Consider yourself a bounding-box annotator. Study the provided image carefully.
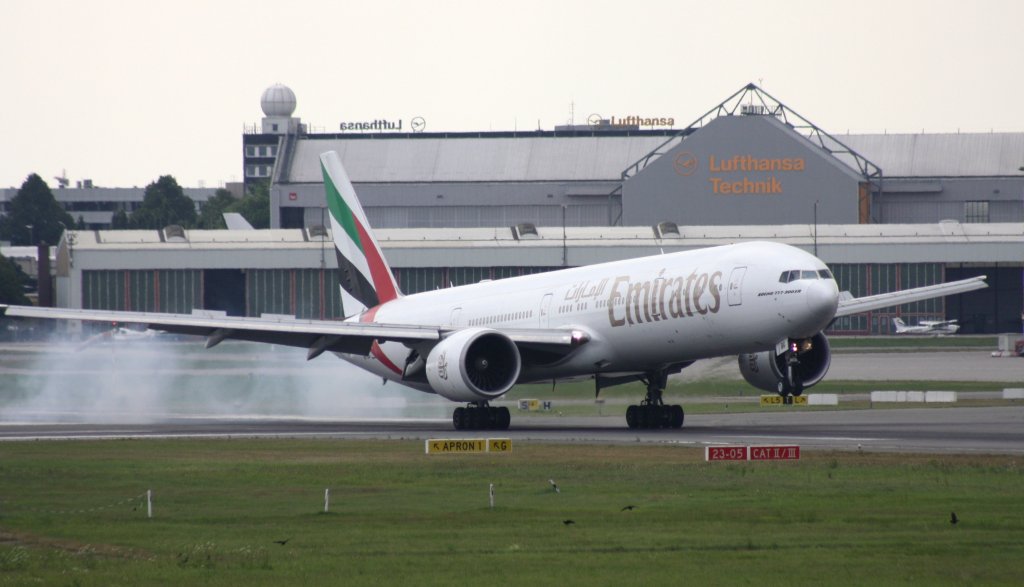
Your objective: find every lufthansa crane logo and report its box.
[673,151,698,177]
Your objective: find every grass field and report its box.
[1,440,1022,586]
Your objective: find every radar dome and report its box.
[261,84,296,117]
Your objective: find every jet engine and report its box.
[425,328,522,402]
[737,332,831,395]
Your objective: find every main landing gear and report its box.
[452,402,511,431]
[626,371,684,429]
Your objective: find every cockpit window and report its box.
[780,269,827,283]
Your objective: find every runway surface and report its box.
[1,342,1021,454]
[2,405,1023,455]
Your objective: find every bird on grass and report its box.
[549,479,560,493]
[950,512,958,525]
[621,505,636,512]
[273,538,291,546]
[562,519,575,526]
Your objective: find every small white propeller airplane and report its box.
[1,152,988,430]
[892,317,960,335]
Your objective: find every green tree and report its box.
[0,174,75,245]
[197,188,239,229]
[111,209,130,229]
[129,175,197,229]
[0,252,30,305]
[228,181,270,229]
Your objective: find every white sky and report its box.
[1,0,1021,188]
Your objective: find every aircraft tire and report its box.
[626,405,638,429]
[453,407,466,430]
[638,407,651,429]
[496,407,511,430]
[670,405,684,429]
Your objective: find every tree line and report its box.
[0,173,270,304]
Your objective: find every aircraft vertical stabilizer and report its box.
[320,151,401,317]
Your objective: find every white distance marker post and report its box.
[489,483,495,509]
[147,489,153,519]
[324,488,330,513]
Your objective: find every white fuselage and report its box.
[340,241,839,393]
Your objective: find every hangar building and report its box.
[247,84,1024,230]
[25,83,1024,336]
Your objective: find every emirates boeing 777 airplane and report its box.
[1,152,988,430]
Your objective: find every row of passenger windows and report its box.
[469,310,533,326]
[779,269,834,283]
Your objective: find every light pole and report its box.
[25,224,34,246]
[561,205,567,267]
[812,201,818,257]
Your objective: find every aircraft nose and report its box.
[805,279,839,325]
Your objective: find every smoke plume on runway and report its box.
[0,333,449,424]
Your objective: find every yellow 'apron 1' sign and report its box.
[425,438,513,454]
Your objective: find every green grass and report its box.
[0,440,1022,586]
[827,336,998,350]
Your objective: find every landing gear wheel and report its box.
[637,407,650,429]
[626,405,638,429]
[495,407,511,430]
[451,404,511,431]
[670,405,684,429]
[624,370,686,430]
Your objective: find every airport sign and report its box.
[705,445,801,461]
[705,446,748,461]
[760,395,808,406]
[425,438,512,454]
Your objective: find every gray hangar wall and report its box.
[621,116,866,226]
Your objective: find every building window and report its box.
[245,145,256,157]
[964,200,989,223]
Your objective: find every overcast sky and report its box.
[2,0,1021,189]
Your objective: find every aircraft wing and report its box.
[0,305,586,358]
[834,276,987,318]
[0,304,442,356]
[920,319,957,327]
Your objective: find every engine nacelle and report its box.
[737,332,831,394]
[425,328,522,402]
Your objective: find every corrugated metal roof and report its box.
[287,136,671,183]
[842,132,1024,177]
[286,131,1024,184]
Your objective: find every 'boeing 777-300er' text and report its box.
[1,152,988,430]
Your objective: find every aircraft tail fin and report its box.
[320,151,401,318]
[223,212,255,231]
[892,317,907,333]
